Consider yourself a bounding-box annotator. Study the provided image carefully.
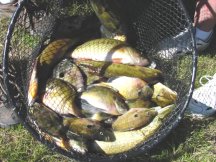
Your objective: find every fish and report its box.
[99,76,154,100]
[27,38,79,106]
[52,136,88,154]
[77,63,104,85]
[90,0,127,41]
[42,78,82,117]
[28,103,65,137]
[70,38,150,66]
[92,104,175,155]
[81,110,113,122]
[52,58,85,92]
[80,85,128,116]
[127,98,154,109]
[152,82,178,107]
[112,108,158,131]
[63,118,114,141]
[75,60,163,84]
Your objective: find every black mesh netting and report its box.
[1,0,198,161]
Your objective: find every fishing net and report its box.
[1,0,197,161]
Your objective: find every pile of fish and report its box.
[26,0,178,156]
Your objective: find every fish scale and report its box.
[71,38,150,66]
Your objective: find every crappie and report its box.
[112,108,158,131]
[63,118,114,141]
[28,103,64,137]
[92,104,175,155]
[75,60,163,84]
[27,38,78,106]
[101,76,153,100]
[152,82,178,107]
[52,59,84,92]
[80,85,128,115]
[127,98,154,109]
[42,79,82,117]
[71,38,150,66]
[90,0,127,41]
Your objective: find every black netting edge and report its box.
[2,0,198,162]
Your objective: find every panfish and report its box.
[28,103,64,137]
[42,78,82,117]
[101,76,153,100]
[52,58,84,92]
[75,60,163,84]
[152,82,178,107]
[71,38,150,66]
[112,108,158,131]
[63,118,114,141]
[80,85,128,115]
[27,38,79,106]
[92,104,175,155]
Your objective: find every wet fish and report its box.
[80,85,128,115]
[27,38,79,106]
[63,118,114,141]
[28,103,65,137]
[127,98,155,109]
[100,76,153,100]
[75,60,163,84]
[42,78,82,117]
[112,108,158,131]
[52,58,84,92]
[71,38,150,66]
[92,104,175,155]
[78,64,104,85]
[52,136,88,154]
[152,82,178,107]
[90,0,127,41]
[82,110,113,122]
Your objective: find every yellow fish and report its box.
[112,108,158,131]
[27,38,78,106]
[42,79,82,117]
[152,82,178,107]
[71,38,150,66]
[92,104,175,155]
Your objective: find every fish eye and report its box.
[99,132,104,135]
[59,72,65,78]
[134,114,139,118]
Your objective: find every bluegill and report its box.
[75,60,163,84]
[52,59,84,92]
[28,103,64,137]
[152,82,178,107]
[90,0,127,41]
[27,38,79,106]
[42,79,82,117]
[92,104,175,155]
[71,38,150,66]
[63,118,114,141]
[80,85,128,115]
[112,108,158,131]
[100,76,153,100]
